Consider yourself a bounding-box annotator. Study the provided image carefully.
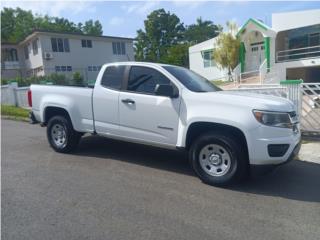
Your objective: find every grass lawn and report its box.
[1,105,29,121]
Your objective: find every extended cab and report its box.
[29,62,301,186]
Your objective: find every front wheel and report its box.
[47,115,81,153]
[189,132,248,186]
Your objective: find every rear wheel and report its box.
[189,132,248,186]
[47,115,81,153]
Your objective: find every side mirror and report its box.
[154,84,178,98]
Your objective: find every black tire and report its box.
[47,115,81,153]
[189,132,248,186]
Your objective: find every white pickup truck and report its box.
[29,62,301,186]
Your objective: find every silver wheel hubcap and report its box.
[51,123,67,148]
[199,144,231,177]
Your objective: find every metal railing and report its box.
[276,45,320,62]
[259,59,267,84]
[238,69,260,85]
[1,61,20,69]
[300,83,320,133]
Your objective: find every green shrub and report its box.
[73,72,84,86]
[1,73,82,87]
[49,73,68,85]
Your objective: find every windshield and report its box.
[163,65,222,92]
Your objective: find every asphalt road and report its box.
[2,119,320,240]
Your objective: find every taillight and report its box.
[27,90,32,107]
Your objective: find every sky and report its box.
[1,1,320,38]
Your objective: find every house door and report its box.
[248,43,265,71]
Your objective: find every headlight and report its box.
[253,110,293,128]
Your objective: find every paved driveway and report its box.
[2,119,320,240]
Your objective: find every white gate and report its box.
[300,83,320,134]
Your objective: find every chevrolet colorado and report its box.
[29,62,301,186]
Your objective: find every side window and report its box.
[101,65,125,90]
[128,66,171,94]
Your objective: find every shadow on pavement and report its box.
[77,135,320,203]
[233,160,320,203]
[76,135,192,176]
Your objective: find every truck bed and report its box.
[31,84,95,133]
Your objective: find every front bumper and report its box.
[247,124,301,165]
[250,140,301,175]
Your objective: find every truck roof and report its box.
[103,61,176,68]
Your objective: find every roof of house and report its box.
[237,18,272,36]
[2,29,135,46]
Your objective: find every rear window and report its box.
[101,66,125,90]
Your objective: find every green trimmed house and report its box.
[189,9,320,83]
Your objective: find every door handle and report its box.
[121,98,135,105]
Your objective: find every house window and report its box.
[202,50,214,68]
[88,66,101,71]
[24,45,29,59]
[51,38,70,52]
[32,39,38,55]
[81,39,92,48]
[57,38,63,52]
[112,42,126,55]
[64,39,70,52]
[2,48,18,62]
[55,65,72,72]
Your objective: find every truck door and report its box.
[118,66,180,146]
[92,65,125,136]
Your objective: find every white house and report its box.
[189,9,320,83]
[1,30,134,82]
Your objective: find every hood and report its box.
[190,90,295,112]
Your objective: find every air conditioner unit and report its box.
[44,52,53,60]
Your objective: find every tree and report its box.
[161,44,190,67]
[184,17,222,45]
[213,22,240,81]
[135,9,185,62]
[1,8,34,43]
[82,20,103,36]
[1,7,103,43]
[134,9,222,67]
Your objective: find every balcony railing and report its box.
[1,61,21,70]
[276,45,320,62]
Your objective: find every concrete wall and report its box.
[39,33,134,71]
[272,9,320,31]
[189,38,227,80]
[275,57,320,80]
[23,36,44,71]
[1,83,29,108]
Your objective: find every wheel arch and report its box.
[43,106,73,127]
[185,122,249,159]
